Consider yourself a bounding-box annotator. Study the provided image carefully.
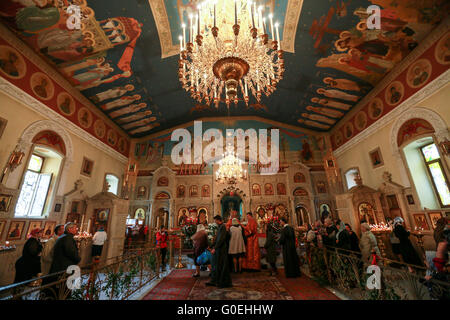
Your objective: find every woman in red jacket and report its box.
[156,225,168,271]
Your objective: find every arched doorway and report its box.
[295,205,310,227]
[221,194,243,222]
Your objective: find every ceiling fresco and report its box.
[0,0,447,138]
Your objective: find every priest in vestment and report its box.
[279,217,301,278]
[242,212,261,271]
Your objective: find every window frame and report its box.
[420,142,450,208]
[28,154,45,173]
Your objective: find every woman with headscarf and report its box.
[14,228,43,284]
[359,223,380,265]
[191,223,209,277]
[393,217,422,271]
[335,220,351,251]
[228,218,246,273]
[264,224,278,276]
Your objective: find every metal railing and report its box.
[0,248,161,300]
[304,244,450,300]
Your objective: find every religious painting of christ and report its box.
[252,184,261,196]
[264,183,274,195]
[277,183,286,195]
[177,185,185,198]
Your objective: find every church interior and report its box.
[0,0,449,302]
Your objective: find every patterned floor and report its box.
[142,269,339,300]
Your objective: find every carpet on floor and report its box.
[142,269,339,300]
[142,269,196,300]
[276,269,339,300]
[187,271,293,300]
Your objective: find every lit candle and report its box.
[179,35,183,52]
[189,14,193,43]
[253,2,257,29]
[262,17,266,34]
[182,23,186,48]
[5,241,9,246]
[87,219,91,233]
[258,6,263,30]
[275,22,280,49]
[234,0,237,25]
[214,2,216,28]
[197,7,200,36]
[244,80,248,96]
[250,1,255,28]
[269,13,274,39]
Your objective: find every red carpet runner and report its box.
[142,269,339,300]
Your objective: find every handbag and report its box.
[196,249,212,265]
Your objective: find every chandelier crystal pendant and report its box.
[178,0,285,108]
[215,150,248,184]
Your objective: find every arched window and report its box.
[396,117,450,209]
[15,136,65,217]
[344,168,360,190]
[105,174,119,195]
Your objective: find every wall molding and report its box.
[390,107,449,158]
[332,68,450,158]
[0,77,128,164]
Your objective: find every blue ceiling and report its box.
[0,0,447,137]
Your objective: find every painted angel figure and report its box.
[109,103,147,118]
[323,77,361,91]
[317,88,359,102]
[101,94,141,110]
[311,97,351,110]
[122,117,157,130]
[116,110,153,124]
[297,118,331,130]
[306,105,344,118]
[301,113,336,125]
[90,84,135,103]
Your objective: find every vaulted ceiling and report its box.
[0,0,447,138]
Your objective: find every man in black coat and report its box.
[206,215,232,288]
[279,217,301,278]
[41,222,80,299]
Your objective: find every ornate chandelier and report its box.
[178,0,284,108]
[215,150,247,184]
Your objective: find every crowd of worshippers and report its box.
[12,223,107,298]
[155,212,302,289]
[304,215,449,284]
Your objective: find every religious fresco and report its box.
[330,29,449,150]
[0,0,447,138]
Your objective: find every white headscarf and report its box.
[393,217,404,227]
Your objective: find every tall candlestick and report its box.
[179,36,183,52]
[262,17,266,34]
[269,13,274,39]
